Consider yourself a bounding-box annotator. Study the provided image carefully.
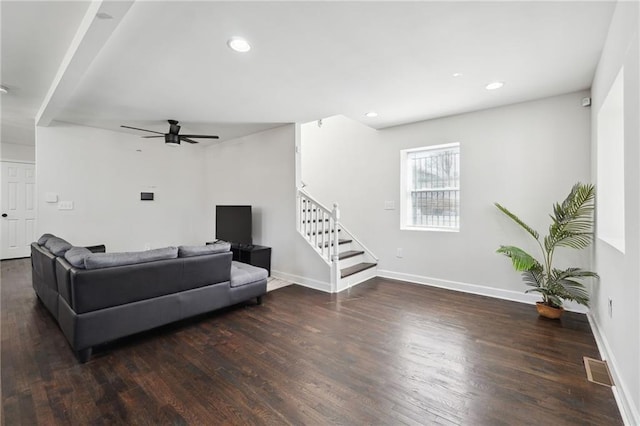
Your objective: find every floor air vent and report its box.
[583,357,614,387]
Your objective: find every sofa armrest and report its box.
[85,244,106,253]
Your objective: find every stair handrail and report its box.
[338,223,379,262]
[298,188,333,215]
[297,189,340,264]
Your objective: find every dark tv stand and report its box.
[232,244,271,276]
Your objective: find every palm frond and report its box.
[552,267,599,280]
[557,279,590,305]
[545,232,593,250]
[496,246,540,271]
[495,203,539,241]
[546,183,595,252]
[547,295,563,308]
[521,267,544,289]
[547,268,595,307]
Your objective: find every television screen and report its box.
[215,205,252,246]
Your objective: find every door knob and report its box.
[1,214,7,218]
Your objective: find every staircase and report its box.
[297,189,378,292]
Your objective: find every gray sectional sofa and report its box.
[31,235,267,363]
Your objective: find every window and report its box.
[401,143,460,231]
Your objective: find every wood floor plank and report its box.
[1,258,622,425]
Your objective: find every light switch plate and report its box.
[58,201,74,210]
[45,192,58,203]
[384,201,396,210]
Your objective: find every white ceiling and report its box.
[1,1,90,145]
[2,1,616,146]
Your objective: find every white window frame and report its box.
[400,142,460,232]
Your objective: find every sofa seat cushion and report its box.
[65,247,92,269]
[178,241,230,258]
[230,261,268,288]
[44,236,73,256]
[84,247,178,270]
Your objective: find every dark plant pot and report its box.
[536,302,564,319]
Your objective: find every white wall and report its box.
[0,142,35,162]
[590,1,640,423]
[203,124,329,288]
[302,91,592,305]
[36,122,207,251]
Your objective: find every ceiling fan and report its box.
[120,119,219,146]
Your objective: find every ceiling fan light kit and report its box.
[165,134,181,147]
[120,119,219,146]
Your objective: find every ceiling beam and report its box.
[35,0,134,127]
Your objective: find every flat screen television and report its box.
[215,205,252,247]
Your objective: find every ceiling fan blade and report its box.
[180,137,199,144]
[141,135,164,138]
[180,134,220,139]
[120,125,165,135]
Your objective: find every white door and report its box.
[1,161,36,259]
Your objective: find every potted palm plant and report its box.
[495,183,598,319]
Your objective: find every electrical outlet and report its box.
[144,243,151,251]
[608,298,613,318]
[396,248,403,258]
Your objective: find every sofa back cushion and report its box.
[37,233,55,246]
[84,247,178,270]
[64,247,92,269]
[178,241,230,258]
[44,236,72,256]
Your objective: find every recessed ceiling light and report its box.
[227,37,251,53]
[0,85,7,94]
[486,81,505,90]
[96,12,113,20]
[452,73,462,77]
[365,111,378,118]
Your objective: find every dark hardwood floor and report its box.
[1,258,622,425]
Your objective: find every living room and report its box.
[1,1,638,424]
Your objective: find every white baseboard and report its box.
[587,314,639,426]
[271,269,376,294]
[270,270,331,293]
[266,277,292,292]
[376,269,588,314]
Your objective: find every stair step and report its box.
[339,250,365,260]
[318,239,352,248]
[341,262,377,279]
[307,229,340,236]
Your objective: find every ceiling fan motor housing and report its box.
[165,133,180,145]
